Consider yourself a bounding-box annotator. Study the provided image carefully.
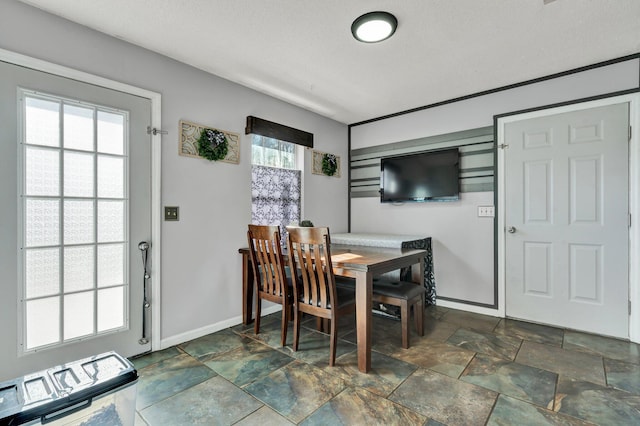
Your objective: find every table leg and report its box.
[355,270,372,373]
[242,253,254,325]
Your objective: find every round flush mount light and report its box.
[351,11,398,43]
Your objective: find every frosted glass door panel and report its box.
[97,244,125,287]
[63,104,94,151]
[64,151,95,197]
[25,248,60,298]
[25,97,60,147]
[25,199,60,247]
[25,147,59,196]
[64,292,94,340]
[64,246,95,292]
[98,287,124,332]
[98,201,124,243]
[25,297,60,350]
[97,111,124,155]
[97,156,124,198]
[21,92,131,353]
[63,200,95,245]
[20,93,131,351]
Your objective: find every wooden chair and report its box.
[372,278,425,349]
[286,226,355,366]
[247,224,292,347]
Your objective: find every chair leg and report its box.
[316,317,330,333]
[401,300,409,349]
[254,297,262,335]
[293,306,300,352]
[415,298,424,337]
[329,315,337,366]
[280,304,288,347]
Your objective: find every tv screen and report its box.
[380,148,460,203]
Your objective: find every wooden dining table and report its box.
[238,244,426,373]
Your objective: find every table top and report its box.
[239,244,425,274]
[330,245,424,271]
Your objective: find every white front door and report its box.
[0,60,152,380]
[504,102,629,338]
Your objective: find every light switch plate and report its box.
[164,206,179,221]
[478,206,495,217]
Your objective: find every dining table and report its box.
[238,244,426,373]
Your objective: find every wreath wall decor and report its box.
[322,153,338,176]
[179,120,240,164]
[312,150,341,178]
[198,128,228,161]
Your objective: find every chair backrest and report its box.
[247,224,288,298]
[286,226,336,310]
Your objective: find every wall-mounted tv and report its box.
[380,148,460,203]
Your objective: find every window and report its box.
[251,135,296,169]
[250,135,301,238]
[19,90,128,352]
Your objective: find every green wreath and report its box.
[197,128,228,161]
[321,153,338,176]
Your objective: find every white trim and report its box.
[0,47,163,351]
[497,93,640,343]
[629,95,640,343]
[299,145,306,220]
[496,119,507,318]
[160,305,282,349]
[0,49,157,101]
[436,300,502,317]
[149,94,162,353]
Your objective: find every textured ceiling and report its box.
[18,0,640,124]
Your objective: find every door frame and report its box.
[1,48,163,351]
[497,92,640,343]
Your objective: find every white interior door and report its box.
[504,102,629,338]
[0,60,152,380]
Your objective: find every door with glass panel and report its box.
[0,61,151,379]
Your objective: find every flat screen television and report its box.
[380,148,460,203]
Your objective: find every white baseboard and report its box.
[159,305,282,350]
[436,299,503,318]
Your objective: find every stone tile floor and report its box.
[131,306,640,425]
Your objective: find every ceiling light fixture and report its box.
[351,11,397,43]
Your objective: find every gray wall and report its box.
[350,58,640,309]
[0,1,348,348]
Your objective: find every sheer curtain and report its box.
[251,165,301,245]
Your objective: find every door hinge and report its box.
[629,300,632,315]
[498,144,509,149]
[630,213,632,228]
[629,126,632,141]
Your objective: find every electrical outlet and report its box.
[164,206,179,221]
[478,206,495,217]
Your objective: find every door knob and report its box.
[507,226,516,233]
